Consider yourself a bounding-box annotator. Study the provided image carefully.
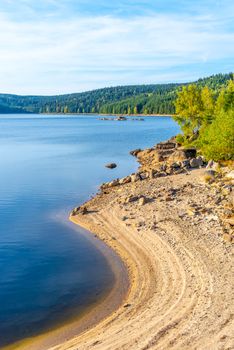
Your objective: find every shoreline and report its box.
[51,157,233,348]
[6,141,233,350]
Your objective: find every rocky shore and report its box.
[60,138,233,350]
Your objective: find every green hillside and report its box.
[0,73,232,115]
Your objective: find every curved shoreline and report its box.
[5,168,233,349]
[49,169,233,350]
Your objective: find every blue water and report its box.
[0,114,179,347]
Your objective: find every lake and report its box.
[0,114,179,347]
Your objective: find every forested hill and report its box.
[0,73,232,115]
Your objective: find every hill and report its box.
[0,73,232,115]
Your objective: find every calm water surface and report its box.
[0,114,179,347]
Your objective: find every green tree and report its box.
[174,84,203,140]
[216,79,234,113]
[198,108,234,161]
[133,106,138,114]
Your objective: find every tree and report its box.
[215,79,234,113]
[200,86,215,123]
[198,108,234,161]
[174,84,203,140]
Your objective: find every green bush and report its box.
[198,109,234,161]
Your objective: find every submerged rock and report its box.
[105,163,117,169]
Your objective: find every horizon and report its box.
[0,1,233,95]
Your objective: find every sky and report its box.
[0,0,233,95]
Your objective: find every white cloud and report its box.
[0,11,233,94]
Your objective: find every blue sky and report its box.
[0,0,233,95]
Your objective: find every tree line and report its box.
[0,73,232,115]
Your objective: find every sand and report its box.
[47,168,234,350]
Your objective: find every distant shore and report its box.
[40,113,174,117]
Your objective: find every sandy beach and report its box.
[48,163,233,350]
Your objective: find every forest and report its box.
[0,73,232,115]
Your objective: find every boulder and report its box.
[71,206,88,215]
[190,157,203,168]
[181,159,190,168]
[119,176,131,185]
[131,173,141,182]
[170,162,181,169]
[130,148,142,157]
[125,195,139,203]
[108,179,119,187]
[105,163,117,169]
[206,160,219,170]
[156,141,176,150]
[168,150,188,163]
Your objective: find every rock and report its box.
[181,159,190,168]
[138,196,147,206]
[71,207,79,216]
[165,196,173,202]
[190,157,203,168]
[226,170,234,180]
[139,172,148,180]
[105,163,117,169]
[123,303,131,308]
[130,148,142,157]
[160,163,167,172]
[187,207,197,216]
[156,141,176,150]
[155,172,167,178]
[110,179,119,187]
[72,206,88,215]
[148,169,155,179]
[196,156,204,166]
[81,206,88,215]
[171,162,181,169]
[206,160,219,170]
[131,173,141,182]
[119,176,131,185]
[168,150,188,163]
[206,214,219,222]
[227,192,234,207]
[125,195,139,203]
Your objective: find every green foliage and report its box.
[0,73,232,115]
[174,76,234,161]
[198,108,234,161]
[174,84,215,140]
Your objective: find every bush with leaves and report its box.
[198,108,234,161]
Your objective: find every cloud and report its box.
[0,1,233,94]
